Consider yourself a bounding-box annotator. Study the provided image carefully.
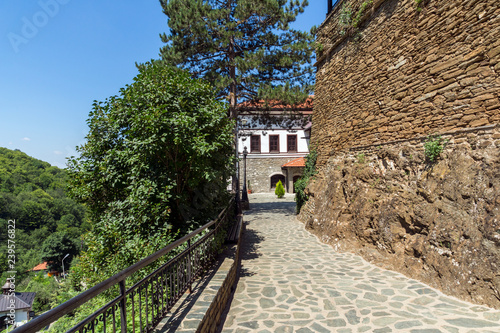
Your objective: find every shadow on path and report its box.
[239,227,264,278]
[245,199,296,217]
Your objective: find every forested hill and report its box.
[0,147,89,276]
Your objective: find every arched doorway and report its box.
[270,174,285,190]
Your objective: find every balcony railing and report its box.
[12,198,235,333]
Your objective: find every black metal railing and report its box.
[327,0,342,15]
[12,198,235,333]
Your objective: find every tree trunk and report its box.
[229,36,240,211]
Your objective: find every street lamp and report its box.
[241,146,249,210]
[62,253,70,279]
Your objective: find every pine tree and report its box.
[159,0,316,193]
[159,0,315,107]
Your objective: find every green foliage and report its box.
[294,149,317,213]
[17,274,68,313]
[0,148,88,278]
[357,153,366,164]
[339,0,374,34]
[339,3,353,35]
[41,232,78,272]
[424,135,447,163]
[275,180,285,198]
[160,0,315,108]
[415,0,424,11]
[353,0,374,28]
[67,61,234,286]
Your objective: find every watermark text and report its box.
[6,220,17,327]
[8,0,71,53]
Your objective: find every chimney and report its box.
[2,278,12,295]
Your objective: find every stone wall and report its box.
[299,125,500,308]
[314,0,500,167]
[303,0,500,309]
[198,217,244,333]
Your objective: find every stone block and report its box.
[487,45,500,58]
[394,91,408,100]
[442,69,464,80]
[469,118,489,127]
[468,66,492,77]
[483,99,499,108]
[414,91,437,103]
[471,94,496,103]
[463,47,485,61]
[437,82,460,93]
[461,114,477,122]
[459,56,484,69]
[449,113,463,120]
[429,57,463,75]
[459,77,477,87]
[424,79,456,93]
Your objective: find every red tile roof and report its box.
[238,96,314,110]
[282,157,306,168]
[32,262,48,271]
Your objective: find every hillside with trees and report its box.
[0,147,89,312]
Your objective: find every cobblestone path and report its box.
[220,193,500,333]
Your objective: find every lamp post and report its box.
[241,146,249,210]
[62,253,70,279]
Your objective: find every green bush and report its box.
[294,149,317,213]
[275,180,285,198]
[424,135,447,163]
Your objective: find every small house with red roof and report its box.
[32,262,59,277]
[237,97,312,193]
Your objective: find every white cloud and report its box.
[22,137,31,141]
[54,150,63,155]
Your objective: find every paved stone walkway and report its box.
[220,193,500,333]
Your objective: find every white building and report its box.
[0,279,36,331]
[237,98,313,193]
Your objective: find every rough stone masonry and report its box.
[301,0,500,308]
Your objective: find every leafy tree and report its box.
[41,232,78,272]
[67,61,234,284]
[0,248,7,274]
[160,0,316,190]
[275,180,285,198]
[17,274,63,313]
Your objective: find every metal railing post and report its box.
[119,280,127,332]
[187,239,192,293]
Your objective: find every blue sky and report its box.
[0,0,328,168]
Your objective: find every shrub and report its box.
[356,153,366,164]
[275,180,285,198]
[424,135,447,163]
[294,149,317,213]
